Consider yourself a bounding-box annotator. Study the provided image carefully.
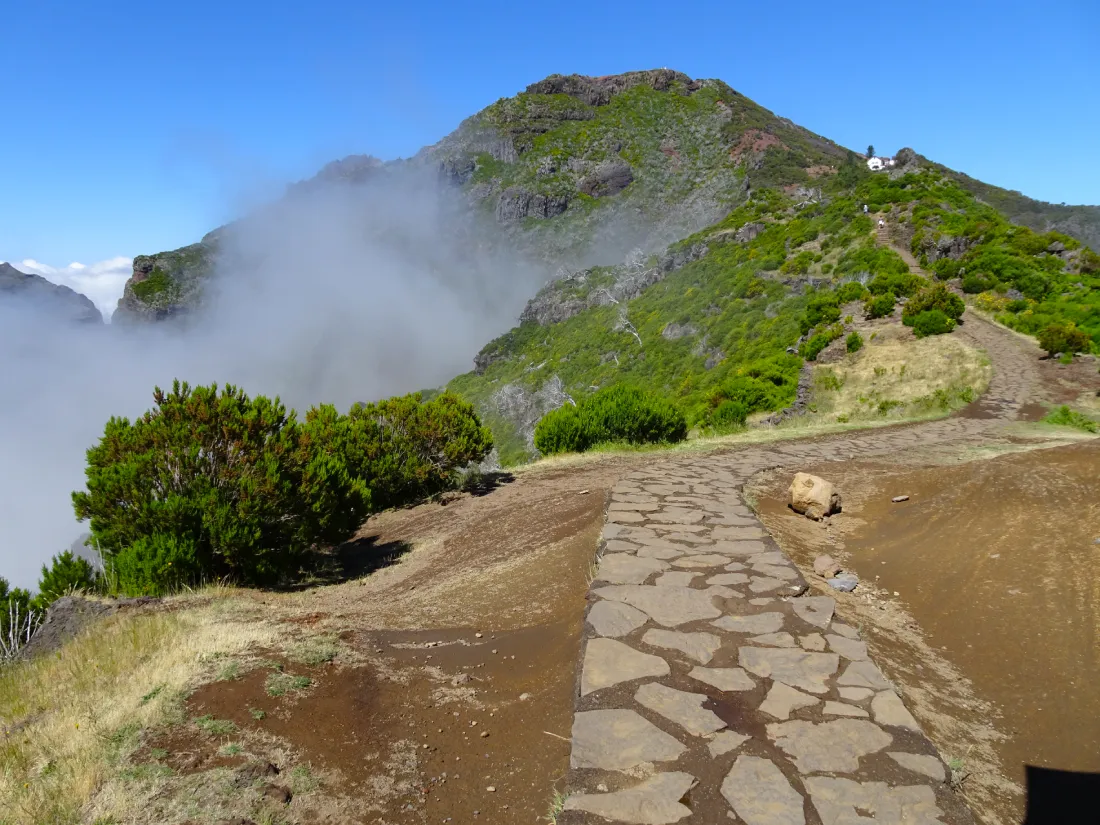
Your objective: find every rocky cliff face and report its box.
[0,263,102,323]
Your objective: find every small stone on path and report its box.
[721,755,806,825]
[713,612,785,635]
[792,596,835,629]
[565,772,698,825]
[871,690,921,731]
[739,648,839,694]
[767,718,892,774]
[587,601,649,638]
[595,585,722,627]
[799,633,826,651]
[827,634,869,661]
[823,701,869,718]
[708,730,749,757]
[642,628,722,664]
[635,682,726,736]
[759,682,820,720]
[827,573,859,592]
[581,638,669,696]
[888,752,946,782]
[688,666,756,692]
[570,709,685,771]
[892,495,910,503]
[813,555,843,578]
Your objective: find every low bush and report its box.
[1038,322,1092,356]
[962,274,994,294]
[868,271,924,297]
[534,386,687,455]
[709,400,748,432]
[835,281,868,304]
[846,331,864,353]
[72,383,492,595]
[864,292,896,319]
[1043,405,1098,433]
[910,309,956,338]
[903,282,965,325]
[931,258,962,280]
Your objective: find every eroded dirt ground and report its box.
[749,440,1100,825]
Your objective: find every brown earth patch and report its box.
[117,459,640,823]
[729,128,783,164]
[749,438,1100,825]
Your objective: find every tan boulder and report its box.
[789,473,841,520]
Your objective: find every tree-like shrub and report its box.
[802,292,841,332]
[835,281,868,304]
[1038,322,1091,356]
[534,386,687,455]
[910,310,956,338]
[72,381,371,593]
[864,292,896,319]
[962,274,993,294]
[902,282,965,326]
[931,258,962,280]
[344,392,493,510]
[868,271,924,297]
[846,331,864,353]
[34,551,97,610]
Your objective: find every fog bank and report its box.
[0,171,547,589]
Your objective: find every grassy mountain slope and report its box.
[112,69,851,321]
[451,150,1099,463]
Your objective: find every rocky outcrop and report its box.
[496,187,571,222]
[526,69,701,106]
[578,160,634,198]
[0,262,102,323]
[113,236,218,324]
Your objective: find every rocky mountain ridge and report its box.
[0,262,102,323]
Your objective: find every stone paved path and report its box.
[558,315,1045,824]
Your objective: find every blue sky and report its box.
[2,0,1097,289]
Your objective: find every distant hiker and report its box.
[863,204,868,214]
[878,219,885,228]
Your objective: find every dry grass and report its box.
[807,335,992,422]
[0,589,278,825]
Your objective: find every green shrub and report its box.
[903,282,965,326]
[910,309,956,338]
[868,271,924,297]
[533,404,589,455]
[1005,299,1030,313]
[864,292,896,319]
[71,383,491,595]
[344,392,493,510]
[799,326,843,361]
[931,258,962,280]
[1038,322,1091,356]
[802,292,841,331]
[534,386,687,455]
[33,551,98,611]
[1043,405,1098,433]
[710,400,748,431]
[846,331,864,353]
[962,274,993,294]
[835,281,868,304]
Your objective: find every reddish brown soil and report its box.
[134,459,639,823]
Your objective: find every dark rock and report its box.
[233,762,280,788]
[661,322,697,341]
[735,222,765,243]
[578,161,634,198]
[439,156,476,186]
[525,69,700,107]
[1047,240,1066,254]
[262,784,292,804]
[496,187,570,222]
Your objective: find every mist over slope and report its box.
[4,68,1098,588]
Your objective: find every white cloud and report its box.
[10,257,132,320]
